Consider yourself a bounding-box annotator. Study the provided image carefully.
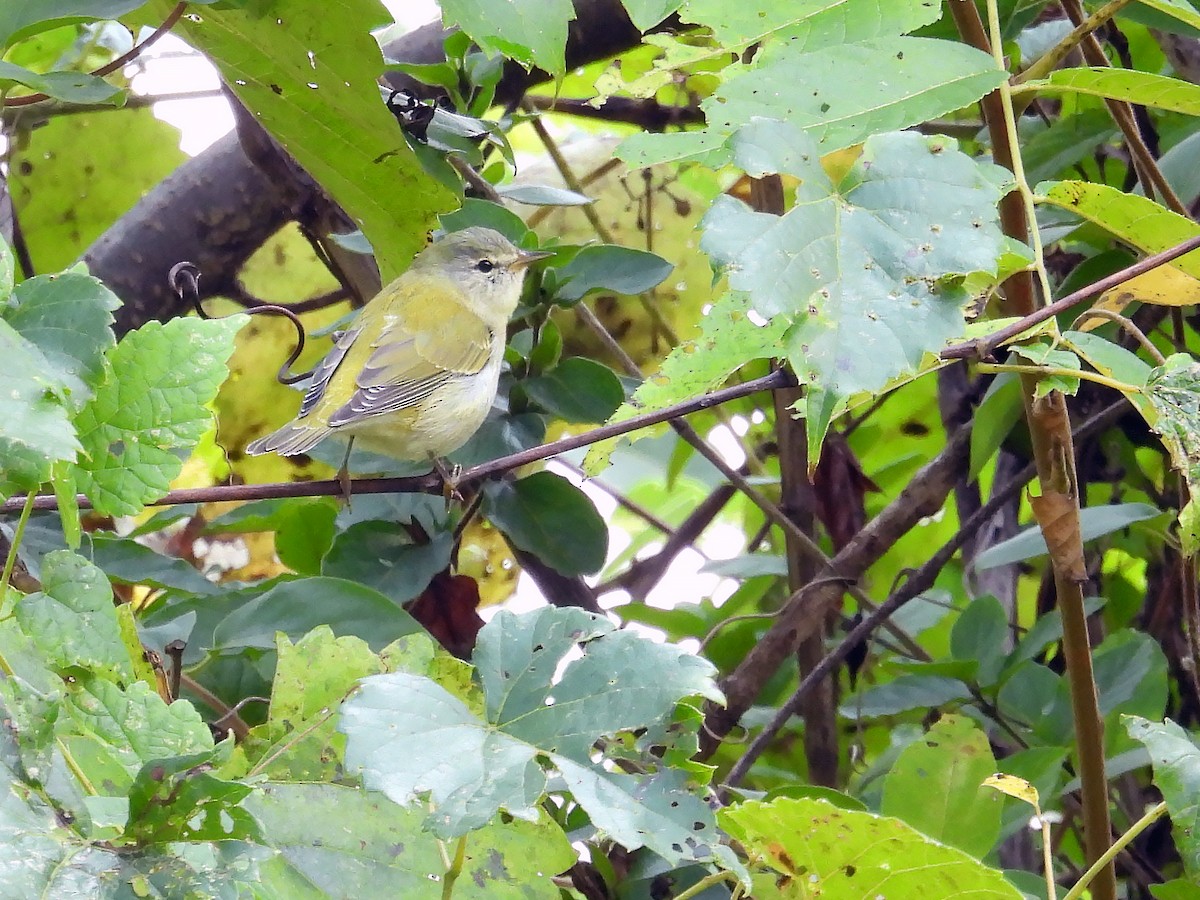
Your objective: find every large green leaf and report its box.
[0,1,146,47]
[247,782,575,898]
[974,502,1163,570]
[340,606,723,864]
[1125,716,1200,878]
[722,797,1023,898]
[57,679,214,797]
[841,673,971,719]
[702,121,1011,397]
[708,37,1004,151]
[209,577,422,653]
[69,315,244,516]
[0,60,122,104]
[880,714,1002,858]
[521,357,625,424]
[158,0,456,282]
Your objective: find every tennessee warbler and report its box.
[246,227,550,468]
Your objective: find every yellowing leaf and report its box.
[983,773,1041,810]
[1081,264,1200,331]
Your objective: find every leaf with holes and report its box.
[340,606,723,864]
[701,120,1012,401]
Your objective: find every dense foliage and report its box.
[5,0,1200,897]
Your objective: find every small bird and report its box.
[246,227,550,477]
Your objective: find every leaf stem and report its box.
[672,869,739,900]
[441,835,468,900]
[975,362,1135,394]
[1061,802,1167,900]
[985,0,1056,317]
[1,490,36,596]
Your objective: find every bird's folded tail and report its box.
[245,422,331,457]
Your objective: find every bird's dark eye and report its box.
[475,259,495,273]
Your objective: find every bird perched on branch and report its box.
[246,227,551,483]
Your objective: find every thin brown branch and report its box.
[700,421,973,757]
[525,94,703,129]
[942,225,1200,362]
[1059,0,1185,213]
[0,370,795,515]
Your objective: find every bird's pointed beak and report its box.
[510,248,554,271]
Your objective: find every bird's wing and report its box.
[327,280,495,428]
[297,327,361,418]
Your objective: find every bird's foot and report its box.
[433,457,463,506]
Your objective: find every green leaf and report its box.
[440,0,575,74]
[0,60,122,104]
[703,37,1005,152]
[583,292,787,473]
[1094,630,1167,723]
[1037,181,1200,277]
[0,321,79,490]
[1126,716,1200,877]
[702,122,1011,396]
[1026,67,1200,114]
[87,533,219,596]
[10,107,186,273]
[483,471,608,575]
[969,373,1023,482]
[57,679,214,796]
[125,749,261,843]
[974,503,1163,570]
[70,315,244,516]
[1005,597,1107,670]
[1133,0,1200,31]
[0,1,146,47]
[210,577,423,653]
[721,797,1022,899]
[840,674,971,719]
[681,0,940,47]
[495,183,592,207]
[341,606,722,863]
[950,595,1009,687]
[552,244,673,303]
[162,0,456,282]
[620,0,683,31]
[250,627,384,780]
[522,357,625,423]
[1143,354,1200,554]
[881,714,1002,858]
[15,550,132,681]
[322,524,452,604]
[5,271,119,408]
[246,782,576,898]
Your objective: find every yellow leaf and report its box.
[1080,264,1200,331]
[982,773,1041,809]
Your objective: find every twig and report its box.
[5,3,188,107]
[721,396,1129,787]
[941,233,1200,360]
[0,369,795,514]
